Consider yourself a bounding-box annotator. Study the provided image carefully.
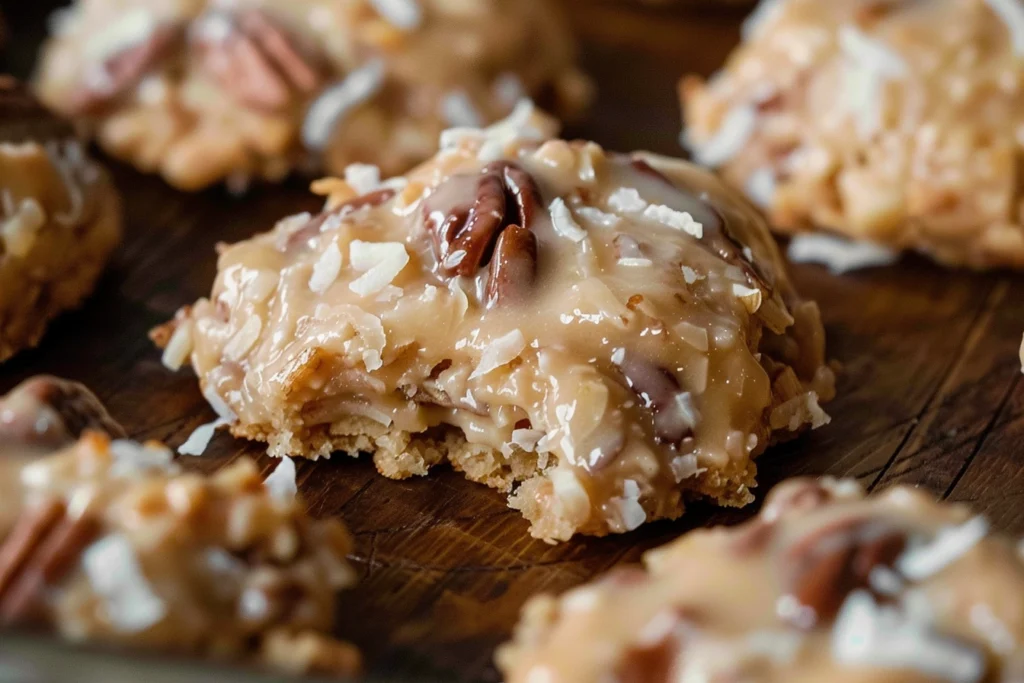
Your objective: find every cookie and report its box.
[0,377,361,678]
[682,0,1024,268]
[499,477,1024,682]
[0,77,122,362]
[158,103,834,542]
[34,0,590,191]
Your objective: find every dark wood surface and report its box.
[3,2,1024,681]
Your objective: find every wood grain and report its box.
[3,2,1024,681]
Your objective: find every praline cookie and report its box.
[0,77,121,362]
[499,477,1024,682]
[158,104,834,542]
[682,0,1024,268]
[0,377,361,678]
[34,0,590,191]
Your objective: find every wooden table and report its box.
[3,2,1024,681]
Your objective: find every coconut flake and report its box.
[575,206,620,228]
[84,534,166,632]
[745,167,777,208]
[368,0,422,30]
[223,316,262,361]
[159,317,194,371]
[689,104,758,168]
[441,89,483,128]
[675,321,710,352]
[549,198,587,242]
[470,329,527,379]
[741,0,784,40]
[670,453,705,483]
[344,163,381,195]
[732,283,763,312]
[177,417,230,456]
[309,242,343,294]
[897,517,989,581]
[511,428,545,452]
[439,99,547,154]
[349,240,410,296]
[831,591,984,683]
[643,204,703,238]
[302,60,386,151]
[787,234,899,274]
[608,188,648,214]
[839,24,909,79]
[85,8,156,62]
[1019,333,1024,373]
[202,383,237,422]
[493,73,526,108]
[986,0,1024,56]
[614,479,647,531]
[264,456,297,503]
[681,265,704,284]
[109,440,177,477]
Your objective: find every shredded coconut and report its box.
[439,99,548,157]
[344,163,381,195]
[608,188,648,214]
[109,440,177,477]
[642,204,703,238]
[675,321,710,351]
[441,89,483,128]
[493,73,526,108]
[84,534,166,632]
[831,591,984,683]
[670,453,705,483]
[202,383,237,422]
[302,60,386,151]
[549,198,587,242]
[349,240,410,296]
[741,0,784,40]
[309,242,343,294]
[511,428,545,452]
[745,167,776,208]
[575,206,620,228]
[787,234,900,274]
[614,479,647,531]
[223,316,262,361]
[470,329,527,379]
[986,0,1024,56]
[732,283,762,312]
[839,24,910,79]
[681,265,704,284]
[264,456,298,503]
[897,517,990,581]
[84,7,156,62]
[161,318,194,371]
[368,0,422,30]
[177,417,230,456]
[688,104,758,168]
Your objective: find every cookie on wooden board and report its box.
[0,376,361,678]
[34,0,590,191]
[157,103,834,542]
[682,0,1024,268]
[499,476,1024,682]
[0,77,122,363]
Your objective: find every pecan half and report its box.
[784,518,906,627]
[0,500,100,625]
[196,9,324,112]
[424,162,541,306]
[69,23,183,115]
[0,376,126,450]
[612,351,696,446]
[629,157,773,293]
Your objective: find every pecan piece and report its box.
[69,24,183,115]
[425,162,541,278]
[612,351,697,446]
[629,157,773,293]
[486,223,537,308]
[0,376,125,450]
[0,499,101,625]
[784,518,906,627]
[196,9,324,112]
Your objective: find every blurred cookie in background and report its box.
[682,0,1024,269]
[34,0,591,191]
[0,77,121,363]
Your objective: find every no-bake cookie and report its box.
[499,477,1024,682]
[158,104,834,542]
[0,376,360,677]
[682,0,1024,268]
[34,0,589,191]
[0,77,122,362]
